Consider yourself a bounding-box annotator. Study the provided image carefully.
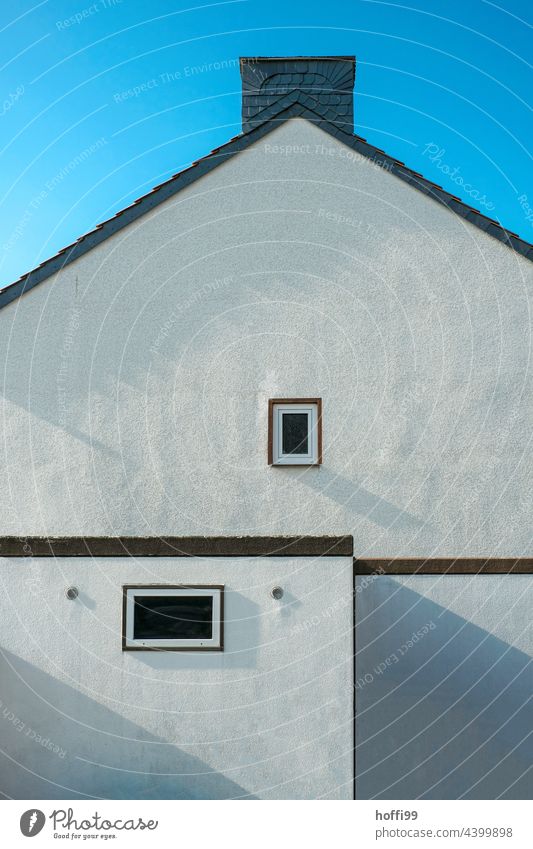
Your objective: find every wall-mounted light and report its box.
[270,587,284,600]
[66,587,79,600]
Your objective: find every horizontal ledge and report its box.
[355,558,533,575]
[0,536,353,558]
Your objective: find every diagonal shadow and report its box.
[355,577,532,800]
[303,467,426,530]
[0,649,256,800]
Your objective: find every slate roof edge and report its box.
[1,98,531,312]
[240,55,356,61]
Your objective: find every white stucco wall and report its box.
[356,574,532,799]
[0,555,353,800]
[1,117,531,800]
[0,118,531,555]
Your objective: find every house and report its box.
[0,56,531,801]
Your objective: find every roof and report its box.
[1,95,532,312]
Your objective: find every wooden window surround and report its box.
[268,398,323,466]
[122,584,224,652]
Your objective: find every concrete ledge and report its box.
[355,558,533,575]
[0,536,354,558]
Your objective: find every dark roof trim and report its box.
[0,535,353,557]
[2,97,531,312]
[240,56,356,61]
[355,558,533,575]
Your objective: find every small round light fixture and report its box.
[66,587,79,600]
[271,586,284,600]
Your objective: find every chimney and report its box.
[239,56,356,134]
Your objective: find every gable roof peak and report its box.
[1,58,532,312]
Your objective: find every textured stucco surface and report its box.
[0,555,353,799]
[356,575,532,799]
[0,116,532,800]
[0,119,531,555]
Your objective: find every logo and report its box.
[20,810,46,837]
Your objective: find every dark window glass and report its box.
[133,595,213,640]
[282,412,309,455]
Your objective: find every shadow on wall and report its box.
[0,649,256,800]
[302,467,426,530]
[356,578,532,800]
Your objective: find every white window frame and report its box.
[123,586,223,651]
[271,402,320,465]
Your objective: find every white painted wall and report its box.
[356,575,532,799]
[0,117,531,799]
[0,119,531,556]
[0,555,353,800]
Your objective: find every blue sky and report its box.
[1,0,531,285]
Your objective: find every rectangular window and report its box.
[268,398,322,465]
[122,586,224,651]
[282,412,309,455]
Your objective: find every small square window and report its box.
[122,586,224,651]
[268,399,322,465]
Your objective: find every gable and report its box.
[1,117,530,323]
[0,115,531,550]
[1,102,531,314]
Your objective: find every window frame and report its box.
[122,585,224,651]
[268,398,322,466]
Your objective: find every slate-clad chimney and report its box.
[240,56,356,134]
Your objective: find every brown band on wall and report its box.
[0,536,353,558]
[354,558,533,575]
